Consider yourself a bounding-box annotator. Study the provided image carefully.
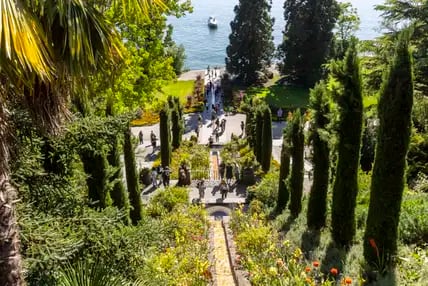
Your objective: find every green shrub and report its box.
[247,171,279,211]
[399,193,428,245]
[148,187,189,214]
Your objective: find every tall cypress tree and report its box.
[261,106,272,172]
[331,40,363,246]
[307,82,330,229]
[277,125,291,212]
[171,97,184,149]
[254,108,264,163]
[288,110,305,217]
[226,0,275,85]
[160,104,171,167]
[105,101,129,217]
[123,128,142,225]
[279,0,339,87]
[364,33,413,267]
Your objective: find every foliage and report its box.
[261,106,272,172]
[146,187,189,216]
[154,140,210,180]
[159,104,172,167]
[244,85,309,110]
[277,126,291,213]
[330,40,363,247]
[307,82,331,229]
[278,0,340,87]
[331,1,360,59]
[364,32,414,268]
[170,96,184,149]
[407,132,428,185]
[288,110,305,218]
[225,0,275,85]
[399,193,428,245]
[123,128,142,225]
[248,171,279,211]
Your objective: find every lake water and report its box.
[168,0,384,70]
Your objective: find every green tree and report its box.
[288,110,305,217]
[306,82,330,229]
[254,108,264,163]
[364,32,414,267]
[277,126,291,212]
[123,128,142,225]
[160,104,172,167]
[331,40,363,246]
[0,0,167,283]
[225,0,275,85]
[170,96,184,149]
[261,106,272,172]
[279,0,340,87]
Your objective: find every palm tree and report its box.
[0,0,166,284]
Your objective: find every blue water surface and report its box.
[168,0,384,69]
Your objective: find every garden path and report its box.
[211,219,236,286]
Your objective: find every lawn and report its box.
[245,84,309,109]
[159,80,195,106]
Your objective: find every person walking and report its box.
[219,180,229,200]
[240,121,245,135]
[197,179,206,200]
[151,167,158,188]
[277,108,283,121]
[162,166,170,187]
[138,130,144,145]
[150,130,157,152]
[195,125,200,138]
[225,164,233,186]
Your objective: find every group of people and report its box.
[151,166,170,188]
[138,130,158,153]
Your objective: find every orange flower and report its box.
[345,277,352,284]
[312,261,320,267]
[305,266,311,273]
[330,268,338,276]
[276,258,284,268]
[306,277,312,283]
[369,238,377,249]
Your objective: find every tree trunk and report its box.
[0,175,23,286]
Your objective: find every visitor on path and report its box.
[151,167,158,188]
[277,108,283,120]
[150,130,157,152]
[219,161,225,180]
[138,130,144,145]
[162,166,170,187]
[240,121,245,135]
[221,119,226,133]
[225,164,234,186]
[234,163,240,184]
[208,136,214,147]
[220,180,229,200]
[215,118,220,130]
[157,166,163,186]
[195,125,200,138]
[197,179,206,199]
[198,114,203,125]
[215,129,220,142]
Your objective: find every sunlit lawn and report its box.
[246,84,309,109]
[158,80,195,106]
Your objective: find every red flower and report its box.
[330,268,338,276]
[345,277,352,284]
[312,261,320,267]
[305,266,311,273]
[369,238,377,249]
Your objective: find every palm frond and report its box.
[0,0,52,80]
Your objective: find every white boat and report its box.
[208,16,217,28]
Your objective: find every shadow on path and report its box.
[300,229,321,259]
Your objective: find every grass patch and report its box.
[245,85,309,110]
[159,80,195,106]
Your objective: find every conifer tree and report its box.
[160,104,171,167]
[288,110,304,217]
[169,97,183,150]
[226,0,275,85]
[277,126,291,212]
[261,106,272,172]
[307,82,330,229]
[364,33,413,267]
[254,108,264,163]
[279,0,339,87]
[331,40,363,246]
[123,128,142,225]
